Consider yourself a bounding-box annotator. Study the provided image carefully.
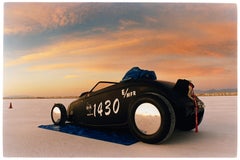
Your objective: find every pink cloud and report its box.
[4,3,88,35]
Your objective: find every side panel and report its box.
[73,84,140,126]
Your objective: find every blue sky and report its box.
[3,2,237,97]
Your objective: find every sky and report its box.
[3,2,237,97]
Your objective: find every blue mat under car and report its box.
[38,124,138,146]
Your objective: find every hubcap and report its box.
[134,103,161,135]
[52,107,61,123]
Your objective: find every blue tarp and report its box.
[38,124,138,146]
[122,67,157,81]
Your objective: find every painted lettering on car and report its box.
[121,88,136,98]
[86,98,120,117]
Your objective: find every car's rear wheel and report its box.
[51,103,67,126]
[128,95,176,144]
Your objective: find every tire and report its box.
[128,95,176,144]
[51,103,67,126]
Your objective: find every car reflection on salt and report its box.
[50,79,205,144]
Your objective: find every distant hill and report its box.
[195,88,237,96]
[3,95,78,99]
[3,88,237,99]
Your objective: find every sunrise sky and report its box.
[3,2,237,97]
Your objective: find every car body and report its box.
[51,79,205,144]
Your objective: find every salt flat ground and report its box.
[2,96,238,158]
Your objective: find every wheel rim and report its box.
[52,107,61,124]
[134,102,161,135]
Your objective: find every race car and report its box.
[50,67,205,144]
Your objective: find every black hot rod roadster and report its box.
[50,67,205,144]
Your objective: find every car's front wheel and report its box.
[51,103,67,125]
[128,95,176,144]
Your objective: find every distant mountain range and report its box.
[3,95,78,99]
[3,88,237,99]
[195,88,237,96]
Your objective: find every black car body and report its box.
[51,79,205,144]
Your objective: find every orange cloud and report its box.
[4,3,86,35]
[5,51,54,67]
[6,23,236,78]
